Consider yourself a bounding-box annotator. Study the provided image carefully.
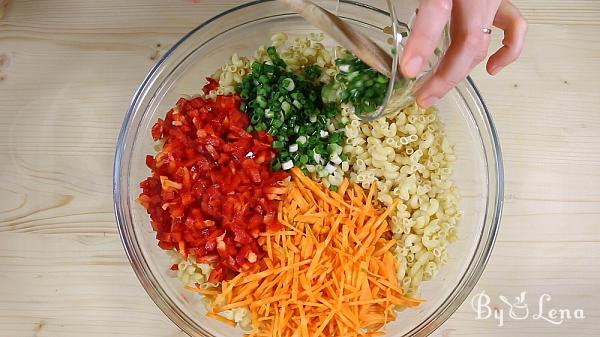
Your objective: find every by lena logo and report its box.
[471,291,585,327]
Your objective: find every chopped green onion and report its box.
[282,78,295,91]
[236,47,345,172]
[313,153,322,164]
[334,53,390,115]
[272,120,283,129]
[251,62,262,73]
[328,132,343,145]
[258,75,269,85]
[281,101,291,114]
[281,160,294,170]
[271,158,282,171]
[256,95,268,108]
[304,64,322,80]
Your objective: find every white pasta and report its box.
[168,250,213,286]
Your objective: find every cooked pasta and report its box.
[167,250,213,286]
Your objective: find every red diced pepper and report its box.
[196,254,219,264]
[208,264,225,283]
[139,87,288,280]
[171,231,183,242]
[202,77,219,95]
[151,119,164,141]
[158,241,175,250]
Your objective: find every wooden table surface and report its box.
[1,1,599,336]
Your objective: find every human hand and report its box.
[400,0,528,107]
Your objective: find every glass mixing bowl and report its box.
[114,1,503,336]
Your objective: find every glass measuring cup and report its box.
[350,0,449,121]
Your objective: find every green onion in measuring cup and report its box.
[333,53,390,116]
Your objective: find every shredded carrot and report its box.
[184,285,221,295]
[207,312,237,327]
[215,298,254,313]
[205,168,422,336]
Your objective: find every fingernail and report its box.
[404,56,423,78]
[419,95,439,108]
[490,66,503,76]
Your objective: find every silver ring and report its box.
[483,27,492,34]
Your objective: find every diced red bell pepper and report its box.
[208,264,225,283]
[202,77,219,95]
[139,89,288,280]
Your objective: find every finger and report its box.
[400,0,452,78]
[415,3,490,107]
[486,0,528,75]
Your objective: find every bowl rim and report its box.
[113,1,503,336]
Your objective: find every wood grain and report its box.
[0,0,599,336]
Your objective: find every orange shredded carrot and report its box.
[207,312,237,327]
[184,285,220,295]
[205,168,421,336]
